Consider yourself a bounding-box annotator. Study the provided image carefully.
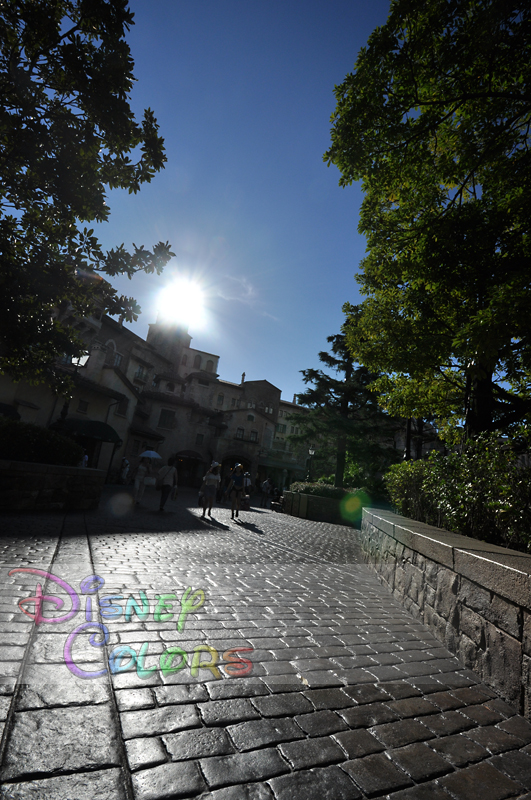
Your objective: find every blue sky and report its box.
[96,0,391,402]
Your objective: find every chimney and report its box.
[241,372,246,385]
[293,394,297,404]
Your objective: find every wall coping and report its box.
[363,508,531,608]
[0,459,105,477]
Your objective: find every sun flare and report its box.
[157,278,206,328]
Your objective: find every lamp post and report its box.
[307,446,315,482]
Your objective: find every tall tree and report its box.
[288,330,400,487]
[0,0,174,387]
[325,0,531,437]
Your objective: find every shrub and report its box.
[384,434,531,551]
[0,418,84,466]
[289,482,364,500]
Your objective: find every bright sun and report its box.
[157,279,206,328]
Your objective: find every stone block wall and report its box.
[360,509,531,717]
[0,460,106,512]
[283,491,347,525]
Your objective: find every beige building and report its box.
[0,310,307,489]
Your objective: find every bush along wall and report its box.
[0,418,84,467]
[384,434,531,552]
[285,482,370,527]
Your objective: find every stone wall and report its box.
[360,508,531,717]
[283,491,346,525]
[0,460,106,512]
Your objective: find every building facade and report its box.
[0,309,308,489]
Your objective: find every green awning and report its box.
[51,418,122,444]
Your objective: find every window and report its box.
[198,378,209,387]
[279,410,283,417]
[193,355,201,369]
[166,382,175,393]
[290,426,294,434]
[134,366,148,382]
[231,398,236,407]
[182,354,187,365]
[247,414,254,422]
[152,377,160,389]
[236,427,244,439]
[115,398,129,417]
[77,399,89,414]
[217,394,224,406]
[195,433,204,445]
[250,430,258,442]
[158,409,176,429]
[275,423,286,434]
[113,352,123,368]
[206,360,214,372]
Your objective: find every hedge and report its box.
[0,418,84,467]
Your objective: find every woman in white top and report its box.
[201,462,221,518]
[133,457,151,505]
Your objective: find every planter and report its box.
[283,490,363,526]
[0,459,106,512]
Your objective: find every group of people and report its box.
[124,453,278,519]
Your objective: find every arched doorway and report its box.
[174,450,206,488]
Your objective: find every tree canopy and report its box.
[0,0,174,386]
[325,0,531,437]
[287,330,400,488]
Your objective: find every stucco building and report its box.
[0,308,308,489]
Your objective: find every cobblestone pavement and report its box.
[1,487,531,800]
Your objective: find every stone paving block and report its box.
[132,760,206,800]
[16,662,109,710]
[429,691,467,711]
[387,742,453,780]
[294,707,349,736]
[251,691,313,717]
[342,752,414,796]
[207,679,270,700]
[154,683,209,705]
[451,686,496,705]
[342,683,393,704]
[125,736,167,771]
[278,735,345,769]
[297,670,344,688]
[199,698,261,726]
[422,711,476,736]
[438,761,523,800]
[339,702,400,728]
[386,696,439,718]
[465,725,525,754]
[302,688,355,710]
[260,675,305,693]
[486,699,518,718]
[334,668,375,685]
[461,704,506,726]
[390,783,462,800]
[201,783,274,799]
[163,727,234,760]
[120,704,201,739]
[332,728,385,758]
[371,718,435,747]
[1,705,120,780]
[201,748,289,788]
[429,733,492,766]
[227,717,304,751]
[114,688,155,712]
[0,695,11,721]
[499,717,531,744]
[380,682,423,700]
[267,765,361,799]
[490,750,531,790]
[0,767,127,800]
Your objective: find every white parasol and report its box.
[139,450,162,458]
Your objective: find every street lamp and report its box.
[307,446,315,482]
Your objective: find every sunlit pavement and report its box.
[1,487,531,800]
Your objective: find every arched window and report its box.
[250,430,258,442]
[206,360,214,372]
[166,382,175,393]
[236,427,244,440]
[193,354,201,369]
[247,414,254,421]
[217,394,224,406]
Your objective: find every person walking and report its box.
[260,477,272,508]
[157,458,178,512]
[228,463,245,519]
[133,457,151,505]
[200,462,221,518]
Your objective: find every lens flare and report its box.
[157,278,206,327]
